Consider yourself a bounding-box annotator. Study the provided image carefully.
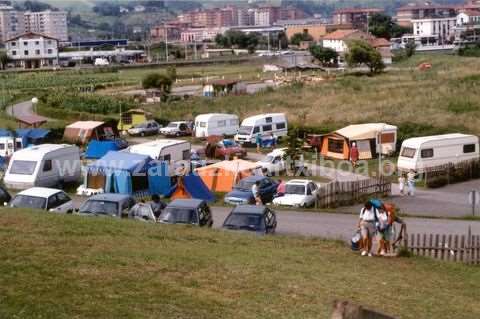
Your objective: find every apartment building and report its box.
[332,8,383,31]
[24,10,68,41]
[180,27,227,43]
[178,8,234,28]
[5,32,58,68]
[0,5,24,43]
[412,16,457,43]
[395,4,457,27]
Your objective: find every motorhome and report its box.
[126,139,191,162]
[235,113,288,144]
[194,113,239,138]
[4,144,82,190]
[397,134,480,173]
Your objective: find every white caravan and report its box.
[235,113,288,144]
[397,134,480,173]
[4,144,82,190]
[194,113,239,138]
[126,139,191,162]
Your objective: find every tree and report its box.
[166,65,177,81]
[0,51,8,70]
[309,44,338,66]
[142,73,173,99]
[290,32,314,46]
[368,13,411,40]
[345,40,385,74]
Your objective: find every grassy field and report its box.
[0,209,479,319]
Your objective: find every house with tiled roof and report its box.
[5,32,59,69]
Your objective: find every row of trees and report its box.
[215,30,289,52]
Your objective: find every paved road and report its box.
[6,100,53,121]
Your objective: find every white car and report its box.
[9,187,74,213]
[257,148,287,175]
[273,180,319,208]
[159,121,191,137]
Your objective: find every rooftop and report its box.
[18,187,63,198]
[167,199,205,209]
[322,29,364,40]
[13,144,75,158]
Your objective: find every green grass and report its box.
[1,209,480,319]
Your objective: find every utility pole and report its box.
[164,23,169,62]
[267,31,270,52]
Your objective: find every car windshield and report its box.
[261,155,275,163]
[9,160,37,175]
[11,195,46,209]
[234,179,256,191]
[167,123,178,128]
[223,213,264,231]
[238,126,252,135]
[401,147,416,158]
[79,200,118,216]
[159,208,197,224]
[285,184,306,195]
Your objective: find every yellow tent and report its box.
[195,159,261,193]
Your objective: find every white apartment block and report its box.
[24,10,68,42]
[0,5,24,43]
[180,27,226,42]
[254,9,271,26]
[412,17,456,43]
[5,32,58,68]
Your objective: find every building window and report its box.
[11,41,16,46]
[47,49,52,54]
[35,49,40,55]
[24,50,29,56]
[35,41,39,45]
[47,40,52,45]
[23,42,28,46]
[11,50,17,56]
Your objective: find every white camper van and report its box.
[194,113,239,138]
[126,139,191,162]
[235,113,288,144]
[397,134,480,173]
[4,144,82,190]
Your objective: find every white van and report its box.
[4,144,82,190]
[195,113,239,138]
[126,139,191,162]
[257,148,287,175]
[397,134,480,173]
[235,113,288,144]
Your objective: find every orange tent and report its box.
[195,159,261,193]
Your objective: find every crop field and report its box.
[0,209,479,319]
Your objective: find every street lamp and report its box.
[31,97,38,114]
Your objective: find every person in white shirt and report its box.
[357,201,379,257]
[407,170,416,196]
[251,181,262,205]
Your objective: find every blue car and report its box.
[224,175,278,205]
[222,205,277,235]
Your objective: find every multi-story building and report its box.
[252,6,280,26]
[180,27,227,43]
[395,3,457,27]
[0,5,24,44]
[5,32,58,68]
[237,8,253,26]
[332,8,383,31]
[279,6,305,21]
[454,9,480,44]
[277,18,352,42]
[24,10,68,41]
[178,8,234,28]
[412,16,457,44]
[150,22,190,42]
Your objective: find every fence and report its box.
[404,228,480,265]
[316,177,391,208]
[424,159,480,188]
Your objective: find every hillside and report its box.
[0,209,479,319]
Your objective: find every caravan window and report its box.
[162,154,171,162]
[276,122,286,130]
[263,125,272,132]
[421,149,434,158]
[265,117,273,123]
[217,120,226,127]
[328,139,344,153]
[43,160,52,172]
[253,127,260,134]
[10,160,37,175]
[230,119,239,126]
[182,149,190,160]
[0,144,4,150]
[400,147,416,158]
[199,122,206,128]
[464,144,476,153]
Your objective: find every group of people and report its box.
[251,179,286,205]
[398,170,417,196]
[356,199,406,257]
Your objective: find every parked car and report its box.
[0,185,11,205]
[273,179,319,208]
[224,175,278,205]
[222,205,277,235]
[257,148,287,175]
[159,121,192,137]
[127,120,162,137]
[205,139,247,160]
[9,187,73,213]
[77,193,136,217]
[129,202,157,222]
[158,199,213,227]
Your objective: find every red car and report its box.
[206,139,247,159]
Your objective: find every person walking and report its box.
[398,174,406,196]
[350,142,359,168]
[255,133,262,153]
[407,170,416,196]
[376,207,391,256]
[251,180,262,205]
[357,201,379,257]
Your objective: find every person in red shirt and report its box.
[276,179,286,196]
[350,142,359,167]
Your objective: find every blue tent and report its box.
[0,129,13,137]
[15,128,50,147]
[85,140,123,160]
[87,151,171,195]
[170,173,215,202]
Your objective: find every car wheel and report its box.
[140,132,145,137]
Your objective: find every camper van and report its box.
[235,113,288,144]
[194,113,239,138]
[126,139,191,163]
[4,144,82,190]
[0,136,15,158]
[397,134,480,173]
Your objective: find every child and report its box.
[407,170,416,196]
[398,174,406,196]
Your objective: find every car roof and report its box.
[241,175,268,182]
[286,179,313,186]
[167,199,205,209]
[88,193,133,202]
[231,205,267,215]
[17,187,63,198]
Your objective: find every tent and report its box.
[85,140,127,160]
[118,109,151,131]
[0,129,13,137]
[319,123,397,160]
[195,159,261,192]
[170,174,215,202]
[86,151,171,196]
[15,128,50,147]
[63,121,118,145]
